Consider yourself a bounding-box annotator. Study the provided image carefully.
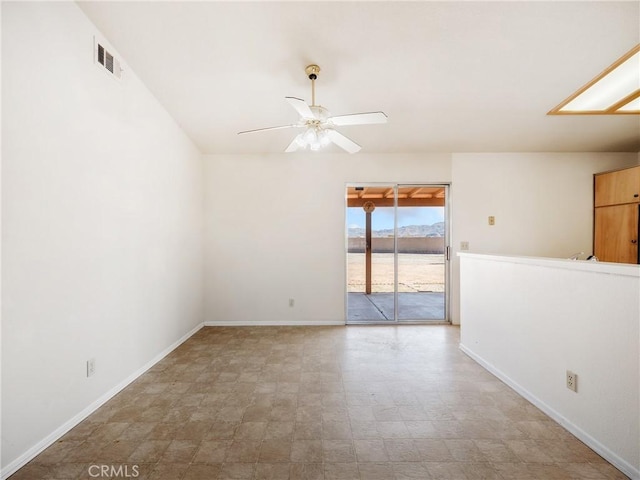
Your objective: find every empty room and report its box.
[2,1,639,480]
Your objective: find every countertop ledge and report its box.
[457,252,640,277]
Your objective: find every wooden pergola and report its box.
[347,186,446,294]
[347,186,446,208]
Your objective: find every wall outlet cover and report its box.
[566,370,577,392]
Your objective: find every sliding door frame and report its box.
[345,182,451,324]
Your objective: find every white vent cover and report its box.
[94,37,122,80]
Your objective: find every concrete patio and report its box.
[347,292,445,322]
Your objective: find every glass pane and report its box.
[347,184,448,323]
[346,186,396,322]
[396,186,446,321]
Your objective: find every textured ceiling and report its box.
[78,1,640,154]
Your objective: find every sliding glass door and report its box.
[346,184,449,323]
[346,184,396,322]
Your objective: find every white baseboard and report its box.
[1,323,204,480]
[459,343,639,480]
[204,320,345,326]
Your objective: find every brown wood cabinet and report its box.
[594,165,640,264]
[594,166,640,207]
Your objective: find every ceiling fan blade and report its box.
[326,129,361,154]
[237,124,298,135]
[330,111,388,126]
[285,134,302,153]
[285,96,315,119]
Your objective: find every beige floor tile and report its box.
[255,462,291,480]
[183,463,222,480]
[424,461,469,479]
[591,462,632,479]
[505,439,554,463]
[9,326,630,480]
[289,463,324,480]
[353,439,389,462]
[398,405,430,421]
[350,420,379,439]
[219,462,255,479]
[413,439,453,462]
[322,421,352,440]
[294,421,322,440]
[324,462,359,480]
[384,439,421,462]
[347,405,375,422]
[561,462,611,479]
[158,439,200,463]
[291,440,323,463]
[191,439,231,464]
[259,438,292,462]
[372,405,402,421]
[233,421,267,441]
[444,439,486,463]
[459,462,503,479]
[224,439,261,462]
[376,421,410,438]
[147,462,190,480]
[264,421,295,439]
[391,461,432,479]
[205,421,238,440]
[322,439,356,463]
[405,420,438,438]
[357,462,394,479]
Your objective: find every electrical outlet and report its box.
[289,298,295,307]
[87,358,96,378]
[460,241,469,251]
[566,370,577,392]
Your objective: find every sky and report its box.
[347,206,444,230]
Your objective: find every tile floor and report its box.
[11,326,628,479]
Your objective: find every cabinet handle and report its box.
[632,240,638,244]
[634,194,639,198]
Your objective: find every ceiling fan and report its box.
[237,64,387,153]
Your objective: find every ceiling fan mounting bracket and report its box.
[305,64,320,80]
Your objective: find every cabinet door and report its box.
[594,204,639,263]
[594,166,640,207]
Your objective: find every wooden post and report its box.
[362,201,375,295]
[365,211,372,294]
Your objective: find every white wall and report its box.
[204,152,637,325]
[1,3,204,475]
[450,152,639,323]
[459,253,640,479]
[204,153,451,324]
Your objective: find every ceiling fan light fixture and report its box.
[302,127,317,144]
[238,64,387,153]
[293,125,332,151]
[319,129,331,147]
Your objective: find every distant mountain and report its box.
[349,222,445,238]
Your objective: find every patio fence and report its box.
[348,237,445,254]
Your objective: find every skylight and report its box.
[548,44,639,115]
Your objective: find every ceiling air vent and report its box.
[94,37,122,80]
